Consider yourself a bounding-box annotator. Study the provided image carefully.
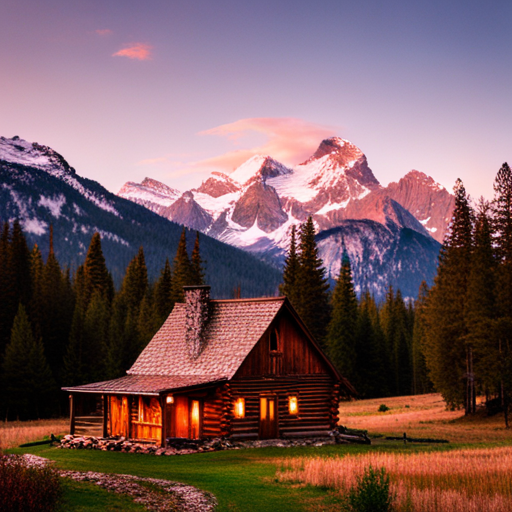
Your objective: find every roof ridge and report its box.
[212,296,286,304]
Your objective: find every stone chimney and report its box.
[184,285,211,360]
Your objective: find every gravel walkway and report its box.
[21,454,217,512]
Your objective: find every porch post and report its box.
[102,395,108,438]
[69,394,75,435]
[160,395,166,447]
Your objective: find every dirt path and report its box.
[22,454,217,512]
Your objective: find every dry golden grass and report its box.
[277,447,512,511]
[338,392,512,443]
[0,418,68,450]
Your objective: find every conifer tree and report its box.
[412,281,432,395]
[190,231,205,286]
[29,244,45,343]
[82,291,110,382]
[121,247,148,314]
[465,201,497,401]
[492,163,512,424]
[2,304,56,419]
[0,223,18,356]
[10,220,32,308]
[279,225,299,306]
[154,258,173,323]
[392,290,413,396]
[171,228,192,303]
[296,217,330,346]
[81,232,112,308]
[62,303,86,386]
[326,255,358,383]
[424,179,474,410]
[355,292,389,397]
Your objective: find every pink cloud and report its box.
[95,29,112,36]
[195,117,339,173]
[113,43,152,61]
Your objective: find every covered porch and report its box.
[64,374,227,446]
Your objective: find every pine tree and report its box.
[154,258,173,323]
[492,163,512,424]
[412,281,432,395]
[81,232,112,308]
[62,303,86,386]
[326,255,358,383]
[464,200,497,401]
[1,304,56,419]
[424,179,474,411]
[122,247,149,314]
[296,217,330,346]
[279,225,300,306]
[190,231,205,286]
[171,228,192,303]
[10,220,32,308]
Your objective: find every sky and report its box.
[1,0,511,201]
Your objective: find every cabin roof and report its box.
[63,374,226,396]
[128,297,285,379]
[63,294,352,396]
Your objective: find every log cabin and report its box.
[63,285,355,445]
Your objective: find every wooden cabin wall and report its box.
[229,374,339,440]
[202,388,224,438]
[235,310,331,377]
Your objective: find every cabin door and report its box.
[259,397,278,439]
[109,396,129,437]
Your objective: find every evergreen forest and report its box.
[0,225,207,420]
[282,162,512,423]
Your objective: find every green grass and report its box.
[10,441,470,512]
[58,478,147,512]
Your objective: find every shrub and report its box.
[378,404,389,412]
[346,465,394,512]
[0,455,62,512]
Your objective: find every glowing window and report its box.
[166,395,174,404]
[260,397,267,420]
[289,396,298,415]
[234,398,245,418]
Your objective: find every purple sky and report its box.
[1,0,511,201]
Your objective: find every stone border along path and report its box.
[21,454,217,512]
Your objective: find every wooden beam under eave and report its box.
[69,394,75,435]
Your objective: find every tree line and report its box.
[421,163,512,424]
[0,225,204,420]
[279,217,429,399]
[282,163,512,420]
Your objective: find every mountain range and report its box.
[119,137,454,299]
[0,135,282,298]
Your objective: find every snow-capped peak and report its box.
[229,155,293,186]
[0,136,74,176]
[0,136,120,216]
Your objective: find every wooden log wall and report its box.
[202,387,224,438]
[229,374,336,440]
[219,383,233,437]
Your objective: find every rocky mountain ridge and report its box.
[118,137,452,298]
[0,135,282,297]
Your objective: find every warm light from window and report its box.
[191,400,200,423]
[166,395,174,404]
[289,396,298,415]
[234,398,245,418]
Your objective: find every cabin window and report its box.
[270,329,279,351]
[234,398,245,418]
[288,396,298,415]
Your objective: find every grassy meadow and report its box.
[5,393,512,511]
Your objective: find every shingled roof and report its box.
[64,296,287,395]
[128,297,285,379]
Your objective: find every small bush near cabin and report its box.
[378,404,390,412]
[346,465,394,512]
[0,455,62,512]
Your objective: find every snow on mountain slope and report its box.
[0,136,120,216]
[117,136,450,299]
